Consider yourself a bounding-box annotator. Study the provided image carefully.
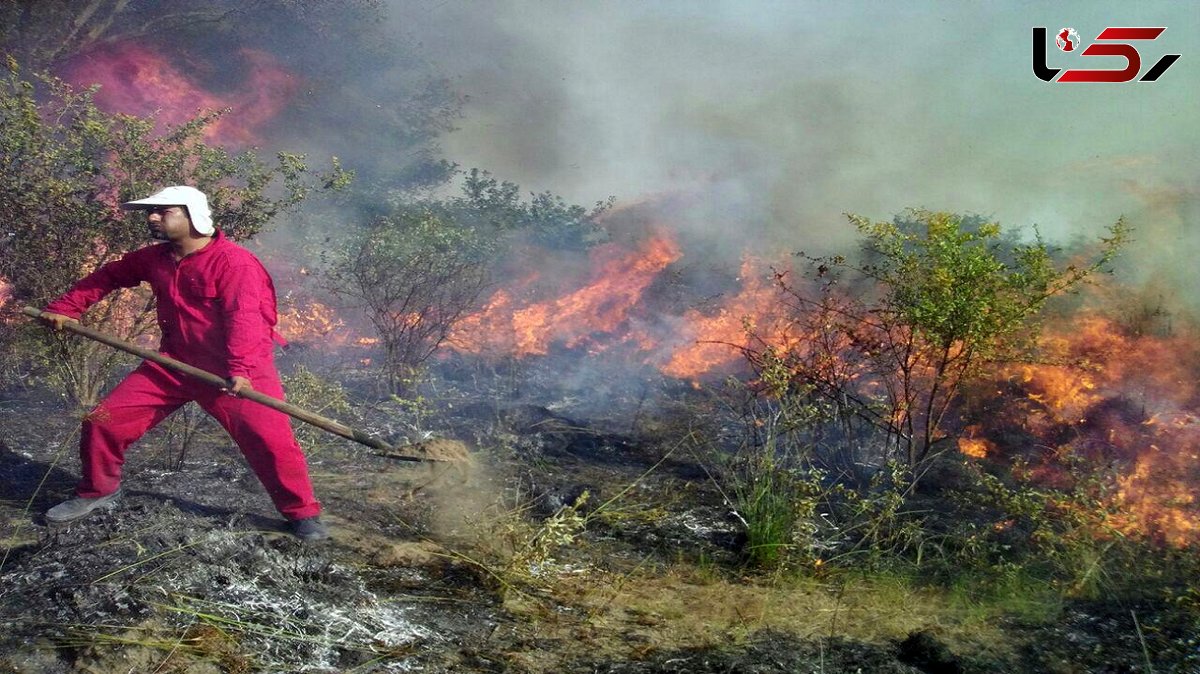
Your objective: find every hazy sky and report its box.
[392,0,1197,267]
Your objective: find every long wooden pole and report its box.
[21,306,445,462]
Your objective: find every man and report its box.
[40,185,328,541]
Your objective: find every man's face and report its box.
[146,206,192,241]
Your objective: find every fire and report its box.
[446,234,803,381]
[245,212,1200,551]
[1117,433,1200,547]
[449,234,682,357]
[1021,364,1099,424]
[659,257,794,379]
[998,313,1200,546]
[958,426,994,459]
[448,289,518,354]
[274,297,382,356]
[62,43,298,146]
[277,301,346,345]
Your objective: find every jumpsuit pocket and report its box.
[181,278,220,302]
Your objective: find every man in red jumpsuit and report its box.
[40,185,327,541]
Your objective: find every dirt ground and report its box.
[0,381,1195,673]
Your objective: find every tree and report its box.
[0,58,349,404]
[457,169,612,250]
[323,208,494,395]
[750,209,1128,481]
[323,170,611,395]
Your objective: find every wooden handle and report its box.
[21,306,433,461]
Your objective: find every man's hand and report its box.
[40,312,78,331]
[225,376,253,397]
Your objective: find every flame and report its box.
[447,236,803,381]
[277,301,346,345]
[659,257,794,379]
[958,425,994,459]
[273,298,383,354]
[1117,434,1199,547]
[447,288,519,354]
[958,439,991,459]
[995,313,1200,546]
[449,234,682,357]
[0,276,11,311]
[62,43,298,146]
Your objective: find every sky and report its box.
[390,0,1198,281]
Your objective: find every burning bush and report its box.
[707,210,1132,573]
[746,209,1128,478]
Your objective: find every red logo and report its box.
[1033,26,1180,82]
[1056,28,1081,52]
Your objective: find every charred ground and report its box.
[1,355,1197,674]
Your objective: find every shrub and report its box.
[0,57,348,405]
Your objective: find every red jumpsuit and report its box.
[45,231,320,520]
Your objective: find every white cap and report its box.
[122,185,214,235]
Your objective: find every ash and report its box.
[0,497,433,672]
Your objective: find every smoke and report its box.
[388,0,1200,275]
[1115,182,1200,319]
[36,1,1200,313]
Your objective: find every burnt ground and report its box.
[0,364,1198,673]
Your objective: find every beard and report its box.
[148,227,168,241]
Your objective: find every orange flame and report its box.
[448,237,802,381]
[1001,313,1200,546]
[659,257,794,379]
[450,234,682,357]
[958,426,994,459]
[1117,432,1199,547]
[63,43,298,146]
[277,301,346,345]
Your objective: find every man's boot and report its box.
[288,516,330,542]
[45,489,122,523]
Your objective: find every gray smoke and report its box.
[383,0,1199,290]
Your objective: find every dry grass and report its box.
[0,512,39,550]
[313,439,1041,672]
[498,562,1021,672]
